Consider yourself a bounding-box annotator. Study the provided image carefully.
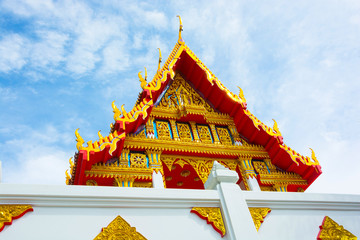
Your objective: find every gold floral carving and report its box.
[130,153,147,168]
[0,205,33,232]
[197,125,213,143]
[317,216,357,240]
[161,155,214,183]
[156,121,172,140]
[157,74,214,114]
[216,127,233,145]
[93,215,147,240]
[124,136,269,159]
[249,207,271,231]
[191,207,226,237]
[177,122,192,141]
[252,160,307,189]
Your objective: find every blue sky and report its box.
[0,0,359,194]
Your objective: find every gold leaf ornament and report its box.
[93,215,147,240]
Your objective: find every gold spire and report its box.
[177,15,184,43]
[138,67,147,89]
[157,48,162,72]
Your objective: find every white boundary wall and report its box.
[1,164,359,240]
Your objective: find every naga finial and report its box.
[98,130,103,140]
[75,128,84,150]
[138,67,147,89]
[69,157,74,172]
[177,15,183,43]
[309,148,318,163]
[237,86,246,103]
[65,169,70,184]
[112,101,121,121]
[157,48,162,73]
[121,104,127,118]
[272,119,281,135]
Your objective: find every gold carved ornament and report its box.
[93,215,147,240]
[248,208,271,231]
[317,216,357,240]
[197,125,213,143]
[191,207,226,237]
[161,155,214,184]
[0,205,33,232]
[216,127,233,145]
[177,122,192,141]
[156,121,172,140]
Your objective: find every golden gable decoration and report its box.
[93,215,147,240]
[317,216,357,240]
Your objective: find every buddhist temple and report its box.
[1,18,359,240]
[66,17,321,193]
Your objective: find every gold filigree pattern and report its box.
[197,125,213,143]
[177,122,192,141]
[216,127,233,145]
[162,155,214,184]
[158,75,214,113]
[317,216,357,240]
[93,215,147,240]
[252,160,307,190]
[191,207,226,237]
[249,208,271,231]
[156,121,172,140]
[0,205,33,232]
[130,153,147,168]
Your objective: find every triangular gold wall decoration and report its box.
[0,205,33,232]
[317,216,357,240]
[93,215,147,240]
[191,207,226,237]
[249,207,271,231]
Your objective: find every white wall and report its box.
[1,167,360,240]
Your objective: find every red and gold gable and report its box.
[67,30,321,192]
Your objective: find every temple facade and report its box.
[1,19,359,239]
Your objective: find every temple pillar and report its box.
[209,123,220,144]
[120,149,130,167]
[169,119,180,141]
[189,121,200,142]
[146,150,165,189]
[239,157,261,191]
[247,177,261,192]
[205,161,259,240]
[152,171,164,189]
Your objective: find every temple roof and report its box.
[69,28,322,190]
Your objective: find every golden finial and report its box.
[237,86,246,103]
[272,119,281,135]
[157,48,162,72]
[309,148,318,163]
[69,157,74,172]
[110,123,114,129]
[75,128,84,150]
[65,169,70,184]
[121,104,127,118]
[138,67,147,89]
[112,101,121,121]
[177,15,183,43]
[98,130,103,140]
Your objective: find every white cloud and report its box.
[100,40,130,74]
[31,30,68,68]
[0,34,28,73]
[1,124,73,185]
